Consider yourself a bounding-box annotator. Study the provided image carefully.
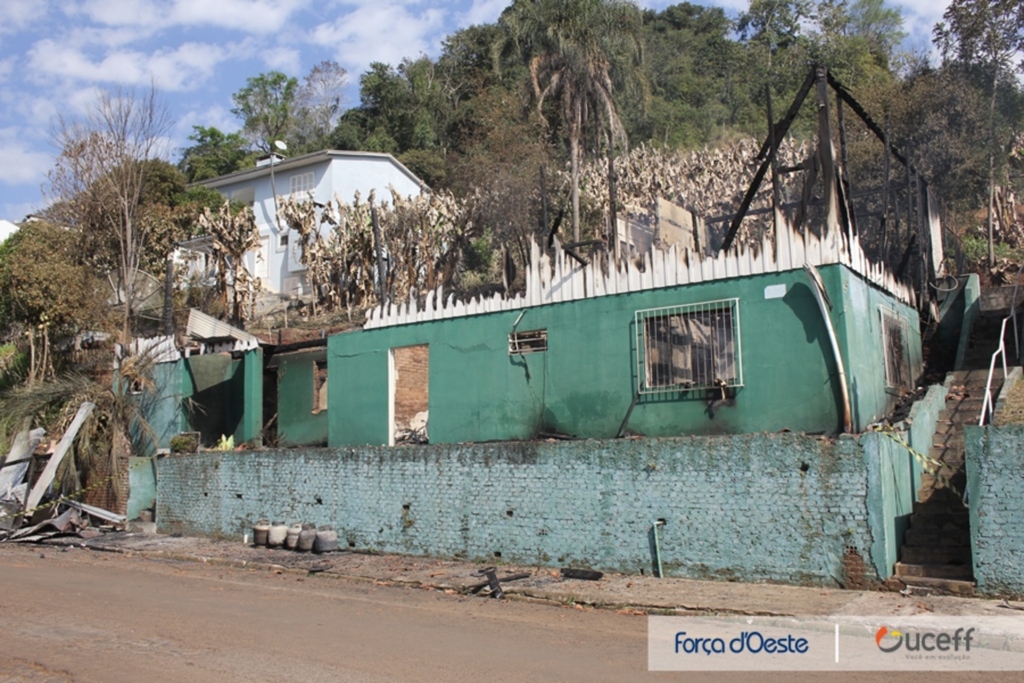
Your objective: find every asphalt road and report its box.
[0,545,1016,683]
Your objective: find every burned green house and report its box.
[326,228,925,447]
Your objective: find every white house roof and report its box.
[195,149,428,192]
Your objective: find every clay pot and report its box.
[297,523,317,552]
[285,523,302,550]
[253,519,270,546]
[313,526,339,554]
[267,521,288,547]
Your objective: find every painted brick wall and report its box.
[393,344,428,430]
[966,424,1024,596]
[157,433,881,586]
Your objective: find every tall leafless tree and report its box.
[47,85,172,341]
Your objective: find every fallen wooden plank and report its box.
[64,499,126,524]
[24,403,94,514]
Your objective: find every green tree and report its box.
[935,0,1024,262]
[231,71,299,153]
[178,126,254,182]
[0,221,107,382]
[495,0,646,241]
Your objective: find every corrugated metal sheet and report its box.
[186,309,259,350]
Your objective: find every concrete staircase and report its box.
[894,315,1011,596]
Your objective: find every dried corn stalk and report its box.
[573,138,813,251]
[197,202,262,324]
[278,187,476,313]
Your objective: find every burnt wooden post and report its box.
[881,116,892,257]
[766,85,781,227]
[815,66,841,238]
[540,164,549,235]
[836,89,857,237]
[608,142,619,265]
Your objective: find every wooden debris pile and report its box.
[0,403,127,543]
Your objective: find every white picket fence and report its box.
[364,220,916,330]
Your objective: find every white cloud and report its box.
[262,46,303,73]
[460,0,506,27]
[27,39,233,91]
[311,3,448,71]
[175,104,241,139]
[70,0,308,35]
[0,0,50,34]
[0,129,53,186]
[0,57,14,82]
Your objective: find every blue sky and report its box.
[0,0,949,222]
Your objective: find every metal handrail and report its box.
[978,264,1024,426]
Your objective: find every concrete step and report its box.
[908,511,969,531]
[952,368,1007,382]
[895,562,974,580]
[898,576,976,596]
[933,433,965,449]
[904,527,971,547]
[943,397,985,415]
[900,544,972,565]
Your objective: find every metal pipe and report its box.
[652,519,666,579]
[804,264,853,433]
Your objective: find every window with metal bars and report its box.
[636,299,741,395]
[880,307,910,390]
[509,329,547,354]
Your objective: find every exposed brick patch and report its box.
[842,546,878,590]
[393,344,428,430]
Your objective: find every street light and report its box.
[269,140,288,237]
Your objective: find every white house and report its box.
[0,219,19,244]
[195,150,426,295]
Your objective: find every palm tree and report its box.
[495,0,645,242]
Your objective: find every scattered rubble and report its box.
[0,411,126,544]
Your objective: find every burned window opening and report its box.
[509,329,548,354]
[881,308,910,390]
[312,359,328,413]
[636,299,742,395]
[391,344,429,445]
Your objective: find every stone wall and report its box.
[158,433,884,586]
[966,424,1024,596]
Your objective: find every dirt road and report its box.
[0,545,1014,682]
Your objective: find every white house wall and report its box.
[207,156,423,295]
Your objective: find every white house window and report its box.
[636,299,742,395]
[880,307,910,390]
[276,230,289,253]
[289,172,315,197]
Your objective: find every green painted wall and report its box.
[861,384,947,577]
[133,361,183,456]
[269,348,328,447]
[833,267,923,430]
[328,265,920,446]
[955,274,981,371]
[127,456,157,520]
[180,348,263,447]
